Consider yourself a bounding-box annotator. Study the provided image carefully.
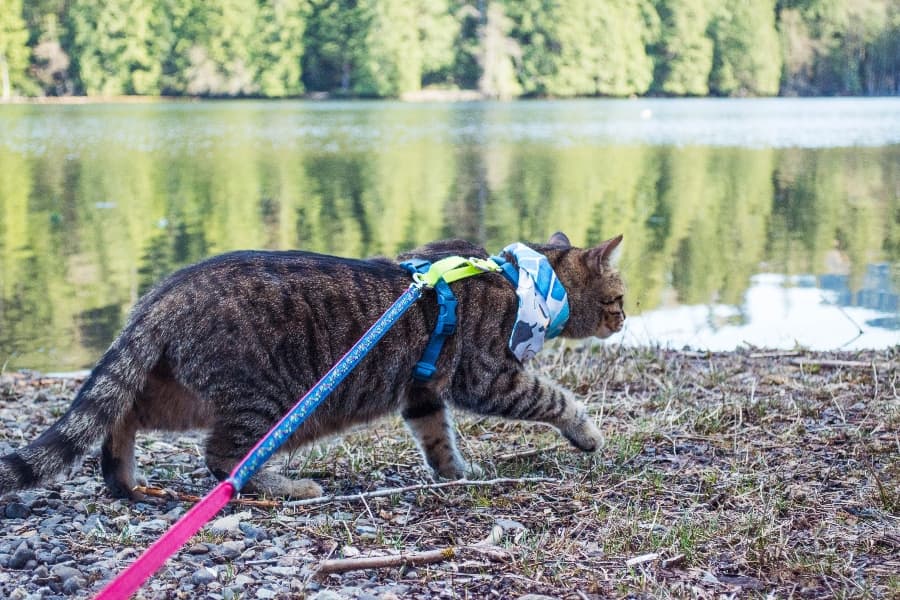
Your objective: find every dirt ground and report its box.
[1,346,898,599]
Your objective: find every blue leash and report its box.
[228,282,424,490]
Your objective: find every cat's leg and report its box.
[402,386,478,479]
[100,414,141,499]
[463,370,603,452]
[204,420,322,499]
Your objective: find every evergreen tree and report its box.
[417,0,458,86]
[253,0,307,97]
[354,0,422,97]
[651,0,714,95]
[68,0,168,95]
[709,0,782,96]
[0,0,30,98]
[302,0,373,93]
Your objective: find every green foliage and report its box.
[0,0,32,97]
[506,0,656,97]
[68,0,166,95]
[6,1,900,98]
[709,0,782,96]
[252,0,307,97]
[651,0,714,96]
[779,0,898,95]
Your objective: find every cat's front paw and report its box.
[562,418,604,453]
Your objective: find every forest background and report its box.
[0,0,897,100]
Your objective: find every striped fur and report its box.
[0,233,624,499]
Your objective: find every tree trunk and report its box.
[0,54,10,100]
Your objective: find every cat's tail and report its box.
[0,326,160,495]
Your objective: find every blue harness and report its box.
[401,243,569,380]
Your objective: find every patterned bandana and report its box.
[497,243,570,362]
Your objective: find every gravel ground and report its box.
[0,346,898,599]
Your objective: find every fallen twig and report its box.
[749,351,801,359]
[792,358,892,370]
[316,548,456,577]
[495,443,564,462]
[315,545,510,578]
[283,476,557,508]
[132,486,279,509]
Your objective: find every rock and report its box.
[9,542,35,569]
[239,522,268,540]
[188,543,210,555]
[264,566,295,577]
[192,566,218,586]
[260,547,283,560]
[4,502,30,519]
[51,564,83,582]
[496,518,526,531]
[82,514,104,534]
[309,591,345,600]
[62,577,86,594]
[255,588,277,599]
[138,519,168,534]
[518,596,560,600]
[210,511,252,536]
[212,545,240,561]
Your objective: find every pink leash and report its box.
[93,284,424,599]
[94,481,234,599]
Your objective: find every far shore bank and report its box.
[2,91,895,105]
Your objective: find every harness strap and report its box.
[400,256,500,381]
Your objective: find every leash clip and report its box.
[410,271,431,290]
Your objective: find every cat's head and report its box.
[536,231,625,340]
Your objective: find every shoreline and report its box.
[1,91,896,105]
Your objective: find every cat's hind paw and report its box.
[561,417,604,453]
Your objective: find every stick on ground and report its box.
[283,476,556,508]
[316,548,456,577]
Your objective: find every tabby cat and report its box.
[0,232,624,500]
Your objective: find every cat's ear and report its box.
[586,234,623,268]
[547,231,572,248]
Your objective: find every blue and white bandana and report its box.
[497,243,570,362]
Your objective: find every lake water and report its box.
[1,99,898,371]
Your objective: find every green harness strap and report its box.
[412,255,501,287]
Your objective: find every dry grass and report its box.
[1,346,898,598]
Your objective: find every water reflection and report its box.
[0,101,897,370]
[614,270,898,351]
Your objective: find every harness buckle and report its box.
[410,271,430,289]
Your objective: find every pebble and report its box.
[62,577,85,594]
[9,542,35,569]
[212,542,243,561]
[188,543,210,554]
[310,591,345,600]
[239,522,269,540]
[50,564,82,582]
[82,513,104,534]
[192,566,218,586]
[210,511,252,536]
[4,502,30,519]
